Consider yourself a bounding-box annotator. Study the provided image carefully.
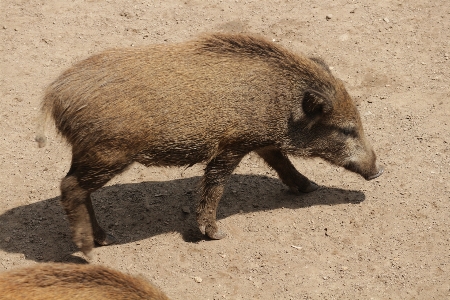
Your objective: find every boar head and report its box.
[287,78,383,181]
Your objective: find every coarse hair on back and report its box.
[196,33,305,71]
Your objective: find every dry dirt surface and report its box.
[1,0,449,299]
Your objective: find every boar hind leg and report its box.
[60,175,94,255]
[85,194,116,246]
[198,150,245,240]
[60,159,129,255]
[256,148,319,194]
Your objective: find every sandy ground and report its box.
[1,0,449,299]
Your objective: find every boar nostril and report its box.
[366,166,384,180]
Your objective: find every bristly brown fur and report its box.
[196,33,302,69]
[0,263,170,300]
[195,33,335,93]
[36,33,381,255]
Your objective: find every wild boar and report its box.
[0,263,170,300]
[36,33,383,255]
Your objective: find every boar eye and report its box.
[341,127,358,138]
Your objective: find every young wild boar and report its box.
[0,263,170,300]
[36,33,383,255]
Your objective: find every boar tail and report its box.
[35,98,52,148]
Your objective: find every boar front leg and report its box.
[198,149,246,240]
[256,148,319,194]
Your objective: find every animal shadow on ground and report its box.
[0,174,365,263]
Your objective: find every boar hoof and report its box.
[301,181,319,193]
[199,225,206,235]
[72,227,94,256]
[291,181,319,194]
[209,230,227,240]
[94,233,116,246]
[199,225,227,240]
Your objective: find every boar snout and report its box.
[343,150,383,181]
[366,165,384,180]
[344,161,383,180]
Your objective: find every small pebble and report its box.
[5,237,11,242]
[181,205,190,214]
[194,276,202,283]
[326,14,332,20]
[383,17,390,23]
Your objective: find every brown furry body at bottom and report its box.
[0,263,170,300]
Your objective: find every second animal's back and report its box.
[0,263,170,300]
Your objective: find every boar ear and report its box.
[302,90,333,117]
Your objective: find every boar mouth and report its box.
[366,167,384,180]
[343,161,384,181]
